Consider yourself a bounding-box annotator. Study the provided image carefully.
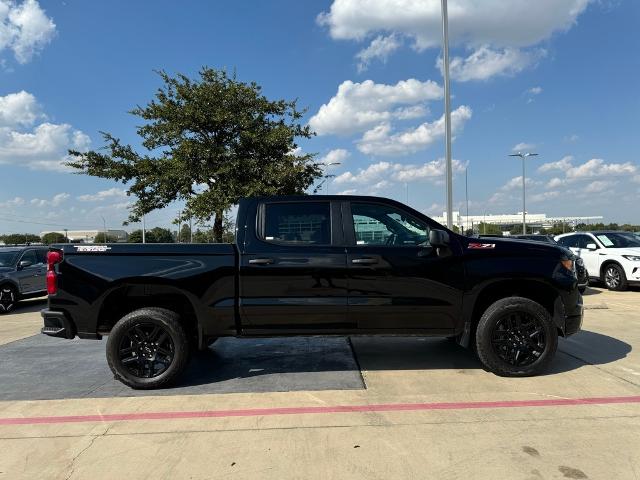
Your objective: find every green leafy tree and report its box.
[128,229,145,243]
[477,223,503,236]
[178,224,192,243]
[1,233,41,244]
[93,232,118,243]
[193,228,212,243]
[67,67,321,242]
[149,227,174,243]
[41,232,67,244]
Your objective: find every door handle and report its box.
[248,258,274,265]
[351,257,378,265]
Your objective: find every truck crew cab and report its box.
[42,195,583,389]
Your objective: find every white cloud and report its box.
[0,90,43,126]
[309,78,442,136]
[336,188,358,195]
[584,180,615,193]
[319,148,350,166]
[357,105,472,156]
[529,191,560,203]
[439,47,545,82]
[356,34,402,72]
[566,158,636,179]
[0,0,56,64]
[538,155,573,172]
[0,196,24,208]
[318,0,590,78]
[319,0,590,49]
[500,176,539,191]
[0,122,90,170]
[528,86,543,95]
[77,188,128,202]
[546,177,566,189]
[0,91,91,171]
[512,142,537,152]
[335,157,467,185]
[29,192,69,207]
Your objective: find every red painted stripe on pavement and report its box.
[1,395,639,426]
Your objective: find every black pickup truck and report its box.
[42,195,583,389]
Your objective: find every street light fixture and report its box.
[508,152,539,234]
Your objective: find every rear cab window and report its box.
[262,202,331,245]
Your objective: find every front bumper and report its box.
[41,309,76,339]
[553,291,583,337]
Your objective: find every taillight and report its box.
[47,251,63,295]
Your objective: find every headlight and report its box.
[623,255,640,262]
[560,259,574,272]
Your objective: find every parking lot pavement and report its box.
[0,286,639,479]
[0,335,364,401]
[0,297,46,346]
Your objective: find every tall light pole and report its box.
[100,215,107,243]
[508,152,538,234]
[441,0,453,229]
[321,162,341,194]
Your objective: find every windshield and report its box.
[595,233,640,248]
[0,251,19,267]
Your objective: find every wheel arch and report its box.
[96,283,199,341]
[462,279,561,347]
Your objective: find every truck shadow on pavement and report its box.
[0,330,631,401]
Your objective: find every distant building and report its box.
[432,211,604,233]
[40,229,128,243]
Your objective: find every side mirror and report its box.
[586,243,597,251]
[429,229,450,248]
[18,260,33,270]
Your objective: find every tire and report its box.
[106,307,190,389]
[0,284,18,314]
[602,263,627,291]
[475,297,558,377]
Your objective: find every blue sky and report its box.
[1,0,639,234]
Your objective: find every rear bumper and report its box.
[41,309,76,339]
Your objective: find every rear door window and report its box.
[263,202,331,245]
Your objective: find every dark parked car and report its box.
[42,195,583,389]
[0,246,49,313]
[510,234,556,244]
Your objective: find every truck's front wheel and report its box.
[106,307,190,389]
[475,297,558,377]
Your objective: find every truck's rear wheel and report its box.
[475,297,557,377]
[106,307,190,389]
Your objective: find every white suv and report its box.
[555,231,640,291]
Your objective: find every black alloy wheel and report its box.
[475,297,558,377]
[0,285,17,314]
[106,307,190,389]
[118,323,175,379]
[490,312,546,368]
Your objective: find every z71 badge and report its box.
[468,243,496,249]
[74,245,112,252]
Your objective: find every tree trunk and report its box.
[213,209,224,243]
